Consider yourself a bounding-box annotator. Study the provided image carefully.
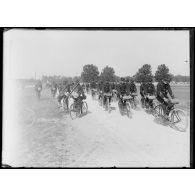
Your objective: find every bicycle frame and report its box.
[103,95,111,111]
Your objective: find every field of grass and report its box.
[171,85,190,114]
[136,85,190,115]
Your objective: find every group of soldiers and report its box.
[50,80,86,109]
[34,75,175,117]
[84,77,175,116]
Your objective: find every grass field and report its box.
[136,85,190,115]
[171,85,190,114]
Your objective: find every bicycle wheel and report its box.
[154,104,165,118]
[118,101,123,115]
[81,101,88,114]
[170,109,188,132]
[18,108,36,128]
[133,97,138,109]
[104,97,108,110]
[69,103,79,120]
[150,102,157,115]
[99,96,103,106]
[107,98,111,113]
[130,99,135,110]
[126,102,132,118]
[62,98,69,113]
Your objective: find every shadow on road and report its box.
[153,117,169,127]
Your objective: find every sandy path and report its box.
[60,95,190,167]
[3,90,190,167]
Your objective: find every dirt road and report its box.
[2,88,190,167]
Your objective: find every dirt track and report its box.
[2,87,190,167]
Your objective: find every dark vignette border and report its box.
[0,27,194,169]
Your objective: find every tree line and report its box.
[80,64,189,83]
[17,64,189,85]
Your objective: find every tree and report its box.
[81,64,99,83]
[100,66,116,82]
[155,64,173,82]
[124,75,134,81]
[134,64,153,83]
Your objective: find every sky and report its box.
[4,29,190,79]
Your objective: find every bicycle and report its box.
[51,87,57,99]
[112,89,118,102]
[61,92,70,113]
[91,89,98,100]
[69,95,88,120]
[98,91,103,106]
[153,100,188,132]
[128,93,138,110]
[118,95,132,118]
[103,93,112,113]
[144,95,157,114]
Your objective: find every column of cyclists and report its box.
[34,78,188,131]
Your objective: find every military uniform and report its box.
[97,82,104,100]
[73,83,86,111]
[90,82,97,89]
[140,83,147,107]
[145,82,156,108]
[117,82,129,96]
[102,82,112,105]
[128,82,137,94]
[57,83,71,106]
[117,82,130,109]
[156,81,174,113]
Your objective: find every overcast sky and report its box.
[4,29,190,79]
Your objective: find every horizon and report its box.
[13,73,190,81]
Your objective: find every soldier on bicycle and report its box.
[34,81,42,100]
[57,80,71,108]
[144,78,156,109]
[117,77,130,110]
[156,77,175,117]
[126,78,137,95]
[90,81,97,97]
[102,81,112,106]
[97,80,104,100]
[86,83,90,93]
[71,80,87,112]
[140,81,147,108]
[50,81,58,98]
